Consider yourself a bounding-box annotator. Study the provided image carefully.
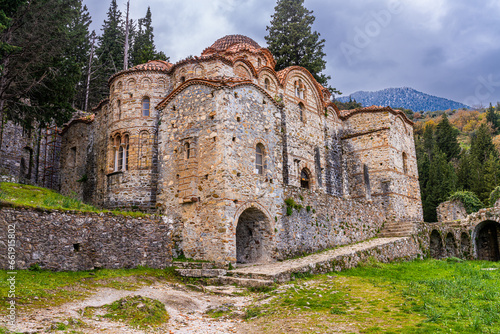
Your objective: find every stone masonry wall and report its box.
[0,206,171,271]
[276,186,386,259]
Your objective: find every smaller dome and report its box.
[208,35,261,52]
[132,60,173,71]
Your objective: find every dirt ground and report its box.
[3,282,255,333]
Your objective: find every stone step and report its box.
[211,276,274,288]
[226,270,275,281]
[175,268,227,278]
[172,261,226,270]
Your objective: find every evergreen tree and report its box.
[486,102,499,133]
[470,123,496,164]
[67,1,93,111]
[94,0,124,100]
[423,147,457,222]
[265,0,339,93]
[130,7,167,67]
[482,153,500,201]
[435,114,460,161]
[0,0,84,127]
[423,124,435,156]
[456,150,471,191]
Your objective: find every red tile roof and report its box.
[208,35,261,51]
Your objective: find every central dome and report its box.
[209,35,261,51]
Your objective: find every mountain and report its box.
[336,87,469,112]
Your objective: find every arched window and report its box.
[114,135,121,171]
[255,144,265,175]
[298,103,305,122]
[264,78,270,90]
[294,81,300,97]
[402,152,408,174]
[300,168,311,189]
[185,142,195,159]
[180,76,186,83]
[139,131,151,169]
[117,100,121,120]
[142,97,150,117]
[257,58,262,68]
[123,135,129,171]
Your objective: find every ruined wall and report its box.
[0,206,171,271]
[0,120,36,184]
[342,110,423,222]
[276,186,386,259]
[437,200,467,222]
[60,121,92,200]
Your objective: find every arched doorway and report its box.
[445,233,457,258]
[475,221,500,261]
[430,230,443,259]
[236,207,272,264]
[460,232,471,259]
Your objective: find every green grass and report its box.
[341,259,500,333]
[0,182,149,217]
[86,295,169,329]
[244,259,500,333]
[0,267,177,311]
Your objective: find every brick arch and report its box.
[126,78,136,90]
[233,201,273,264]
[281,68,323,112]
[473,220,500,261]
[141,77,152,89]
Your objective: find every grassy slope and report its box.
[0,182,148,217]
[242,259,500,333]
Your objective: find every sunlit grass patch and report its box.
[0,182,149,217]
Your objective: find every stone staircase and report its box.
[378,221,416,237]
[174,236,421,287]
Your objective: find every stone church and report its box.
[58,35,423,264]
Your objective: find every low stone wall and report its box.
[276,186,386,259]
[0,206,171,271]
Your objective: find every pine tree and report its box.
[470,123,496,164]
[423,147,457,222]
[94,0,124,100]
[265,0,339,93]
[486,102,499,134]
[130,7,167,67]
[423,124,435,156]
[435,114,460,161]
[0,0,84,127]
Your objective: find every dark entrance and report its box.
[236,207,271,264]
[430,230,443,259]
[475,221,500,261]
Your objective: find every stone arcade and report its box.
[57,35,424,264]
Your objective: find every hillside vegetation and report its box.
[412,103,500,221]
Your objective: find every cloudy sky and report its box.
[83,0,500,107]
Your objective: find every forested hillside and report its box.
[413,103,500,221]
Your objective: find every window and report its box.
[113,135,128,171]
[300,168,310,189]
[114,135,121,171]
[117,100,121,120]
[123,135,129,170]
[264,78,270,90]
[256,144,265,175]
[139,131,151,169]
[257,58,261,67]
[402,152,408,174]
[298,103,305,122]
[142,97,150,117]
[185,142,195,159]
[294,80,305,99]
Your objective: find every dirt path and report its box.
[4,283,252,333]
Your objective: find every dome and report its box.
[208,35,261,51]
[132,60,173,71]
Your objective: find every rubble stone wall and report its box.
[0,206,171,271]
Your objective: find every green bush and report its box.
[488,186,500,207]
[448,191,483,214]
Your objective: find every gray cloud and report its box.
[84,0,500,107]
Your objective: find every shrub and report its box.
[448,191,483,214]
[488,186,500,207]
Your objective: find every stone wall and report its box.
[276,186,386,259]
[437,200,467,222]
[0,206,171,271]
